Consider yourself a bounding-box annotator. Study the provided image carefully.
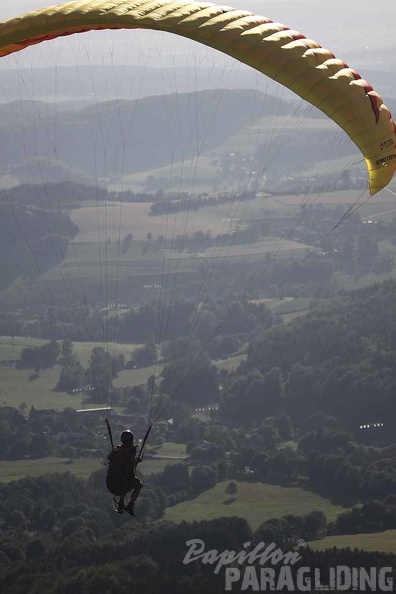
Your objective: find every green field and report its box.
[0,338,151,411]
[0,457,102,483]
[108,155,218,195]
[309,531,396,554]
[142,441,188,476]
[0,445,187,484]
[0,366,84,410]
[0,361,161,410]
[336,270,396,291]
[44,235,312,287]
[264,189,394,209]
[164,238,311,262]
[8,456,181,481]
[151,441,187,457]
[0,441,188,484]
[71,201,230,243]
[215,354,246,372]
[43,240,166,282]
[140,458,181,476]
[86,191,345,247]
[113,364,162,388]
[249,297,311,323]
[164,481,346,530]
[0,336,143,365]
[280,440,298,452]
[70,196,314,248]
[268,297,311,316]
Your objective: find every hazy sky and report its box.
[0,1,394,70]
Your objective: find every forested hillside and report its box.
[0,202,77,290]
[222,281,396,435]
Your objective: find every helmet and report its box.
[120,430,134,445]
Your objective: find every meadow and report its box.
[0,456,181,483]
[164,481,346,530]
[309,531,396,554]
[249,297,311,323]
[267,297,311,316]
[163,238,311,262]
[0,441,188,484]
[0,336,142,365]
[0,457,103,483]
[71,200,230,243]
[0,366,84,411]
[0,361,158,411]
[149,441,187,457]
[113,364,162,389]
[214,354,246,372]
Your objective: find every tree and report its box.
[57,355,86,391]
[40,340,60,368]
[8,510,27,530]
[19,347,40,369]
[275,413,293,441]
[61,339,73,359]
[303,510,327,540]
[30,433,52,458]
[154,462,190,495]
[25,539,46,560]
[19,341,59,370]
[121,233,133,254]
[19,402,27,415]
[195,310,217,343]
[62,516,84,538]
[190,465,217,495]
[131,344,156,368]
[88,347,113,396]
[37,506,57,531]
[161,355,219,407]
[225,481,238,498]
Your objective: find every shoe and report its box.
[116,499,125,514]
[125,502,135,516]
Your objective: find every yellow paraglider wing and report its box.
[0,0,395,194]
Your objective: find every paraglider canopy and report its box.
[0,0,394,195]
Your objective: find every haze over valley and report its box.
[1,3,396,592]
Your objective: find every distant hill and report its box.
[0,89,293,181]
[0,202,78,291]
[0,65,298,104]
[0,65,395,103]
[0,87,394,189]
[0,181,108,208]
